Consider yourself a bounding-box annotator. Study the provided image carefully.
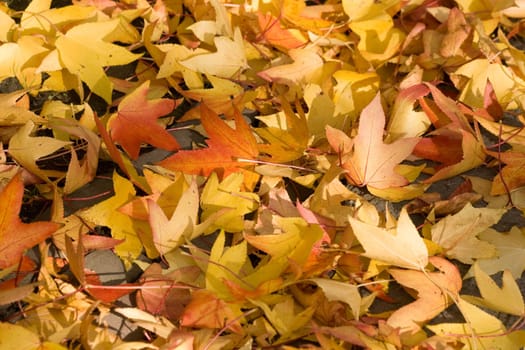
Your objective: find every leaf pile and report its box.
[2,0,525,349]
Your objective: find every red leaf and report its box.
[158,103,259,177]
[109,81,180,159]
[0,173,60,269]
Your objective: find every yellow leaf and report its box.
[147,178,199,255]
[79,171,156,265]
[258,48,324,86]
[8,121,71,182]
[52,19,142,102]
[309,278,362,320]
[250,296,314,336]
[343,0,405,63]
[255,98,309,163]
[0,36,49,86]
[463,263,525,316]
[332,70,380,126]
[49,117,100,193]
[20,0,96,34]
[427,298,525,350]
[470,227,525,278]
[349,208,428,270]
[200,172,259,233]
[0,10,15,42]
[206,231,248,299]
[180,27,248,78]
[0,90,43,126]
[430,203,505,264]
[453,58,524,109]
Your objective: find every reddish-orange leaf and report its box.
[257,12,307,50]
[413,128,463,165]
[158,103,259,177]
[0,172,60,269]
[109,80,180,159]
[84,270,136,303]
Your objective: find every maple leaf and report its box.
[349,208,428,270]
[427,298,525,349]
[200,172,259,233]
[470,227,525,278]
[181,289,243,333]
[40,17,142,102]
[463,263,525,316]
[158,103,259,177]
[388,256,462,334]
[79,171,157,265]
[258,47,324,86]
[179,27,248,78]
[327,93,419,189]
[108,80,180,160]
[8,121,71,182]
[487,150,525,195]
[257,12,308,50]
[255,97,309,163]
[343,0,405,63]
[0,90,43,126]
[0,172,60,269]
[430,203,506,264]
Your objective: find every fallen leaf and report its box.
[179,27,248,78]
[181,289,243,333]
[0,172,59,269]
[257,12,307,50]
[158,104,259,178]
[109,80,179,160]
[49,18,142,102]
[0,90,43,126]
[255,97,309,163]
[348,208,428,270]
[249,296,314,336]
[309,278,361,320]
[258,47,324,85]
[79,171,157,265]
[463,263,525,316]
[388,256,462,334]
[147,178,199,255]
[427,298,525,349]
[8,121,71,182]
[470,227,525,278]
[430,203,505,264]
[327,93,419,189]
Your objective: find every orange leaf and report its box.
[181,289,243,333]
[387,256,462,334]
[257,12,307,50]
[109,80,179,159]
[327,93,419,189]
[488,150,525,195]
[84,270,136,303]
[158,103,259,177]
[0,173,60,269]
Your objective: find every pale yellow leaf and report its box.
[349,208,428,269]
[463,263,525,316]
[430,203,505,264]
